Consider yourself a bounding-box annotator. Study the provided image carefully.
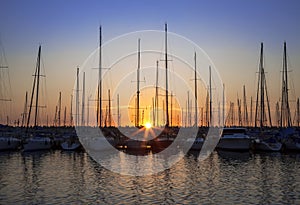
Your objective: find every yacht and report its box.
[217,128,251,151]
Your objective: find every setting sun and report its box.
[145,122,152,129]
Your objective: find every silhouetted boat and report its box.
[23,46,52,152]
[0,134,20,151]
[217,128,251,151]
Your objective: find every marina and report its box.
[1,1,300,204]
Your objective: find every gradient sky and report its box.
[1,0,300,125]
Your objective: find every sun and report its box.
[145,122,152,129]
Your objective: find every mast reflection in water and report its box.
[0,150,299,204]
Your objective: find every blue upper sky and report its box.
[1,0,300,122]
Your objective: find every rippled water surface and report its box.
[0,150,299,204]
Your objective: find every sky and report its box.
[0,0,300,126]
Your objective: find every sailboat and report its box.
[279,42,300,151]
[187,52,204,150]
[22,45,52,152]
[0,127,21,151]
[0,41,21,150]
[252,43,282,151]
[217,86,251,151]
[60,67,81,151]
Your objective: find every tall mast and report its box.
[108,89,111,127]
[63,106,66,127]
[34,46,41,127]
[76,67,79,126]
[27,45,41,128]
[205,89,209,126]
[136,38,141,127]
[265,78,272,127]
[255,43,264,127]
[187,91,190,126]
[222,84,225,127]
[276,102,280,127]
[297,98,299,127]
[87,96,90,126]
[117,94,120,127]
[165,23,169,127]
[250,96,253,127]
[98,26,103,127]
[209,66,212,126]
[81,72,85,126]
[58,91,61,126]
[243,85,248,126]
[155,60,159,126]
[237,97,242,126]
[194,52,198,127]
[280,41,291,127]
[70,94,73,126]
[152,97,155,125]
[21,91,28,127]
[260,43,265,127]
[171,92,173,126]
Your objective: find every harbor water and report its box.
[0,150,299,204]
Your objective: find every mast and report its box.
[297,98,299,127]
[136,38,141,127]
[165,23,169,127]
[155,60,159,126]
[187,91,190,126]
[185,99,188,127]
[63,106,66,127]
[70,94,73,126]
[265,78,272,127]
[237,97,242,126]
[218,101,220,126]
[108,89,111,127]
[152,97,155,125]
[255,43,264,127]
[243,85,248,126]
[205,89,209,126]
[171,92,173,126]
[34,46,42,127]
[21,91,28,127]
[280,41,292,127]
[81,72,85,126]
[117,94,120,127]
[222,84,225,127]
[76,67,79,126]
[58,91,61,126]
[87,96,90,126]
[54,106,57,126]
[98,26,103,127]
[209,66,212,126]
[276,102,280,127]
[260,43,265,127]
[27,45,41,128]
[194,52,198,127]
[250,96,253,127]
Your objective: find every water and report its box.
[0,150,299,204]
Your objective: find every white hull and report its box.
[217,138,251,151]
[61,141,81,150]
[0,137,20,151]
[23,137,52,151]
[217,128,251,151]
[254,139,282,151]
